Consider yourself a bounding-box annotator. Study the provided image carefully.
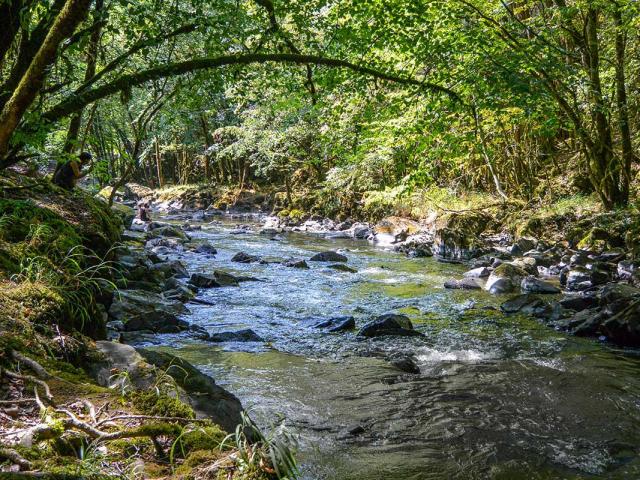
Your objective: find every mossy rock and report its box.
[433,212,491,261]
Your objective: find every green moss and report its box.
[178,425,227,453]
[130,391,196,419]
[174,449,225,477]
[134,422,184,437]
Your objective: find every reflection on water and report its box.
[148,217,640,479]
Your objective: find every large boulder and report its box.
[124,183,154,201]
[501,294,553,318]
[510,237,537,256]
[136,348,245,434]
[150,260,189,279]
[91,341,152,388]
[433,212,490,262]
[189,270,240,288]
[310,251,348,262]
[148,225,190,241]
[357,314,422,338]
[282,258,309,269]
[601,300,640,346]
[485,263,528,294]
[463,267,491,278]
[328,263,357,273]
[189,273,220,288]
[108,289,189,332]
[565,267,592,291]
[110,202,135,227]
[394,232,433,258]
[194,243,217,255]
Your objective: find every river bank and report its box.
[123,182,640,349]
[0,174,294,479]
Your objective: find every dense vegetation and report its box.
[1,0,638,215]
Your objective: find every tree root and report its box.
[10,351,52,380]
[2,368,54,404]
[0,448,32,469]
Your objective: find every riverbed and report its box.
[144,216,640,479]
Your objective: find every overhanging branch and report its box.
[44,52,460,121]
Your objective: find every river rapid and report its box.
[144,215,640,480]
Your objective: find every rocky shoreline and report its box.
[113,184,640,350]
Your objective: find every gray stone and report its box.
[485,263,528,294]
[521,276,561,294]
[283,258,309,269]
[136,349,246,435]
[358,314,422,338]
[310,251,348,262]
[313,316,356,332]
[328,263,357,273]
[444,278,482,290]
[566,267,592,291]
[231,251,261,263]
[208,329,264,342]
[463,267,490,278]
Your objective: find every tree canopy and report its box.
[1,0,638,210]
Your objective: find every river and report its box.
[145,215,640,480]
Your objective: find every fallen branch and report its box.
[0,447,32,470]
[95,414,207,427]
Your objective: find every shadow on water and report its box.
[147,217,640,479]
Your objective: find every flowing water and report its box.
[146,216,640,479]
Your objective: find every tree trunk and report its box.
[584,8,622,209]
[155,137,163,187]
[63,0,103,154]
[199,114,212,181]
[613,5,634,204]
[0,0,91,157]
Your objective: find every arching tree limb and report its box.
[43,52,460,123]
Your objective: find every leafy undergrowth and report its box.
[0,173,121,343]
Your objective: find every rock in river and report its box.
[108,289,189,333]
[208,329,264,342]
[463,267,491,278]
[310,251,348,262]
[358,314,423,338]
[189,270,240,288]
[194,243,217,255]
[328,263,357,273]
[314,316,356,332]
[485,263,528,294]
[520,276,561,294]
[231,251,261,263]
[444,278,482,290]
[282,258,309,269]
